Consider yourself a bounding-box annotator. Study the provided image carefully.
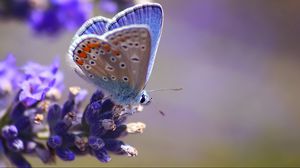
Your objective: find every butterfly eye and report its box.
[139,93,151,105]
[140,96,146,104]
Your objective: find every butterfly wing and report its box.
[68,17,110,81]
[73,16,111,39]
[107,3,163,82]
[68,25,151,104]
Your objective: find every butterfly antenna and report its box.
[148,88,183,93]
[150,98,166,117]
[159,110,165,116]
[147,88,182,115]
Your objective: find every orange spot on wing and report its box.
[112,50,120,56]
[88,43,100,48]
[103,43,111,52]
[79,52,87,58]
[76,59,84,65]
[83,47,91,52]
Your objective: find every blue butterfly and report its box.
[68,3,163,106]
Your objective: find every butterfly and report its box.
[68,3,163,106]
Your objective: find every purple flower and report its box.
[0,54,23,98]
[1,107,53,168]
[99,0,135,14]
[29,0,92,35]
[99,0,119,14]
[0,0,31,20]
[0,56,145,167]
[1,125,18,139]
[19,58,64,106]
[46,87,88,161]
[46,89,141,163]
[83,90,139,161]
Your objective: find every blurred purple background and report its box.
[1,0,300,167]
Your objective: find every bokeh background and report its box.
[1,0,300,167]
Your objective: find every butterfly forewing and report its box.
[70,25,151,102]
[74,17,110,38]
[68,3,163,105]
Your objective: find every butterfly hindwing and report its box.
[107,3,163,82]
[69,25,151,104]
[104,25,151,92]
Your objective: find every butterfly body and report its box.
[68,3,163,105]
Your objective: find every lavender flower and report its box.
[0,99,54,168]
[1,0,152,37]
[0,0,31,19]
[0,54,23,98]
[99,0,135,14]
[29,0,92,35]
[0,56,146,167]
[47,89,145,163]
[0,57,62,167]
[19,58,64,106]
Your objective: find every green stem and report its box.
[0,103,13,129]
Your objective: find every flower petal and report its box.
[61,99,74,119]
[55,147,75,161]
[94,148,111,163]
[103,125,127,139]
[48,135,62,149]
[1,125,18,139]
[88,136,104,150]
[14,116,32,134]
[104,139,124,153]
[7,139,24,152]
[7,153,31,168]
[100,99,115,113]
[10,102,26,122]
[35,143,54,163]
[47,104,62,129]
[90,90,104,103]
[53,121,71,135]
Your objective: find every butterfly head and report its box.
[138,90,151,105]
